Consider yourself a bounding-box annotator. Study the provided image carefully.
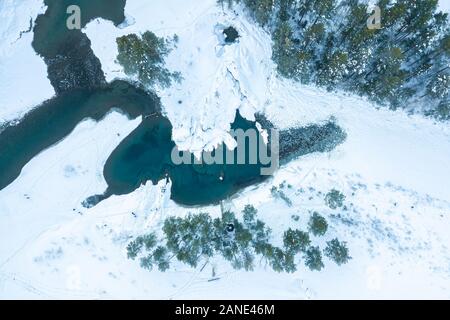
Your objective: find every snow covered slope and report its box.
[0,0,54,124]
[0,0,450,299]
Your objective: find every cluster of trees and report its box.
[219,0,450,119]
[116,31,181,88]
[127,205,350,273]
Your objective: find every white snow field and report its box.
[1,0,450,299]
[0,0,54,124]
[440,0,450,13]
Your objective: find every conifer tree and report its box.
[283,228,310,254]
[324,238,351,266]
[308,212,328,237]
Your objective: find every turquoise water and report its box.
[100,111,270,206]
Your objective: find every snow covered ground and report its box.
[84,0,273,154]
[1,0,450,299]
[0,0,54,124]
